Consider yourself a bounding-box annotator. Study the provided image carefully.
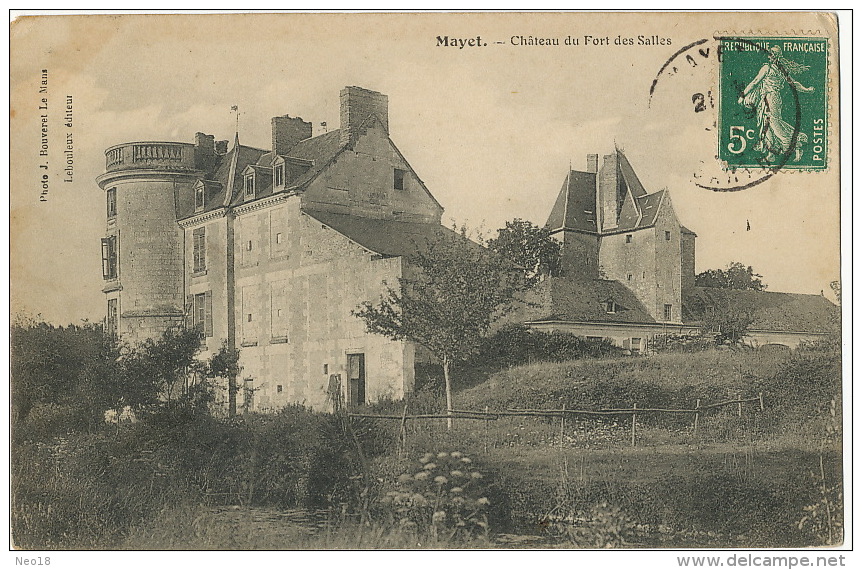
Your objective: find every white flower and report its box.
[414,471,429,481]
[461,457,472,464]
[450,487,463,494]
[477,497,490,506]
[450,451,463,458]
[471,472,483,479]
[423,462,437,471]
[450,470,464,477]
[437,452,449,459]
[434,475,448,485]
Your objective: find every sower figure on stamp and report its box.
[738,45,814,163]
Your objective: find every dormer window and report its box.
[244,173,255,198]
[605,300,618,314]
[274,164,285,187]
[625,234,633,244]
[194,183,205,211]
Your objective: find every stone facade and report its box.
[541,152,836,351]
[547,152,692,325]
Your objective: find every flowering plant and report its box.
[380,451,490,542]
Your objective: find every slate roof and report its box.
[175,143,267,219]
[682,287,839,333]
[303,210,461,258]
[545,150,668,235]
[545,170,598,233]
[522,277,657,325]
[617,151,648,198]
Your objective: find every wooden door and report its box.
[347,353,366,408]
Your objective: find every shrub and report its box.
[652,332,717,353]
[377,451,493,543]
[474,325,622,369]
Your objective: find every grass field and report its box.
[13,347,843,549]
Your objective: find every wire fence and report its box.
[348,392,765,448]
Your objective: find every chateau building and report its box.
[97,87,837,412]
[98,86,447,411]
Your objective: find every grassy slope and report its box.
[457,350,788,412]
[406,349,843,547]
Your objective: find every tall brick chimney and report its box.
[271,115,312,156]
[340,86,389,146]
[597,153,622,231]
[194,132,216,171]
[586,154,599,173]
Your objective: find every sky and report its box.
[10,12,842,325]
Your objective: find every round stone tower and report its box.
[96,135,217,342]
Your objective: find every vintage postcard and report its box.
[9,11,848,557]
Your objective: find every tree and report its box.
[119,326,204,410]
[486,218,561,287]
[11,318,113,435]
[701,298,756,346]
[695,261,765,291]
[354,226,523,428]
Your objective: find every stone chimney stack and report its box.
[598,153,620,231]
[271,115,312,156]
[194,132,216,171]
[586,154,599,173]
[340,86,389,146]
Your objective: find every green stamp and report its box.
[718,36,828,170]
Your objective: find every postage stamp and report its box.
[717,36,829,170]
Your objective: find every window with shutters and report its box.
[195,184,205,212]
[241,286,258,345]
[270,280,289,343]
[244,173,255,198]
[107,298,118,338]
[101,236,118,280]
[192,291,213,337]
[394,168,406,190]
[192,227,206,273]
[106,188,117,219]
[270,211,288,258]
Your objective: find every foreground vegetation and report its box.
[11,319,842,549]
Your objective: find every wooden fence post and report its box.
[758,392,764,411]
[398,404,409,458]
[560,403,566,452]
[737,393,743,417]
[631,403,637,447]
[693,399,701,434]
[484,405,489,454]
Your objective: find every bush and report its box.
[652,332,718,353]
[474,325,622,369]
[376,451,493,543]
[11,404,400,548]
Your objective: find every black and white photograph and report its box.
[8,10,849,558]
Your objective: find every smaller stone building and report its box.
[530,152,837,352]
